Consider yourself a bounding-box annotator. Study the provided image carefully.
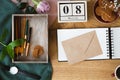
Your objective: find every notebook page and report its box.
[111,28,120,59]
[57,28,109,61]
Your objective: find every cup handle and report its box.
[111,73,115,77]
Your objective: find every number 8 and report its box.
[76,5,81,14]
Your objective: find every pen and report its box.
[25,27,32,56]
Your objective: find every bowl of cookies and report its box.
[94,0,119,23]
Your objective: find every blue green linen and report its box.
[0,0,52,80]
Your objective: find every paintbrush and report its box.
[23,19,29,50]
[25,27,32,56]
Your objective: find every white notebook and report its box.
[57,28,120,61]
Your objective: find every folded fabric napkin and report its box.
[0,0,52,80]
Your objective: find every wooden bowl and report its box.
[94,1,118,23]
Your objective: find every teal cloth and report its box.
[0,0,52,80]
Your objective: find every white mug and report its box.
[114,65,120,80]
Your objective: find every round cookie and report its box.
[101,9,116,22]
[33,45,44,58]
[95,7,103,16]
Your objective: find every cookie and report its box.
[95,7,103,16]
[101,9,116,22]
[33,45,44,58]
[98,0,105,8]
[98,0,115,11]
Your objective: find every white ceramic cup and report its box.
[115,65,120,80]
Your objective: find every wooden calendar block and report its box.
[58,1,87,23]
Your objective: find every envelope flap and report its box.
[62,31,96,64]
[85,31,102,58]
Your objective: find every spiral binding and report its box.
[111,30,114,57]
[106,29,114,58]
[106,30,109,57]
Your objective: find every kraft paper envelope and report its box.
[62,31,103,64]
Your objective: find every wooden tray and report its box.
[12,14,48,63]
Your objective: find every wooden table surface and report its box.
[49,0,120,80]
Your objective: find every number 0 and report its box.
[63,6,69,14]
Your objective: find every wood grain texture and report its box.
[49,0,120,80]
